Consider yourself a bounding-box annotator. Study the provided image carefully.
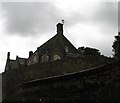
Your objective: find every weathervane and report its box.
[61,20,65,24]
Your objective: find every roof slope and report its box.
[37,33,77,54]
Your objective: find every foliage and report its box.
[112,32,120,59]
[78,46,100,56]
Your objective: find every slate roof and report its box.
[37,34,58,53]
[36,33,77,54]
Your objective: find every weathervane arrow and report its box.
[62,20,65,24]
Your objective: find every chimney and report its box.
[56,23,63,35]
[29,51,33,57]
[16,55,19,60]
[7,52,10,60]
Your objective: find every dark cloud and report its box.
[2,2,63,36]
[2,2,118,45]
[2,2,117,37]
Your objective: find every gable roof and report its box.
[28,23,78,59]
[37,33,77,54]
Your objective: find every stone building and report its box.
[2,23,114,102]
[5,23,78,71]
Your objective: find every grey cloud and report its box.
[93,2,117,26]
[64,12,87,27]
[95,2,117,36]
[118,1,120,31]
[89,2,117,36]
[67,2,117,35]
[2,2,117,37]
[2,2,63,36]
[92,2,118,35]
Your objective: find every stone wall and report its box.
[2,56,113,101]
[18,60,120,102]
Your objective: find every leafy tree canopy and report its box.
[112,32,120,59]
[78,46,100,56]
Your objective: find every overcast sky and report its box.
[0,0,118,73]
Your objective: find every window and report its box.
[41,53,49,62]
[33,55,37,62]
[53,54,61,61]
[65,46,69,52]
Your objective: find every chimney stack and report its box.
[29,51,33,58]
[56,23,63,35]
[7,52,10,60]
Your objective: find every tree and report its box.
[78,46,100,56]
[84,47,100,56]
[112,32,120,59]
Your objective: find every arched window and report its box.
[53,54,61,61]
[65,46,69,52]
[41,53,49,62]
